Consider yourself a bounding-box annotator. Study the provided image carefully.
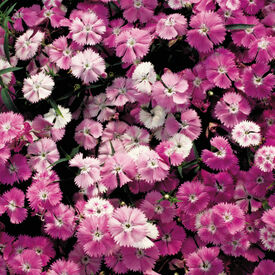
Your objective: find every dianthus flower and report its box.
[0,154,31,185]
[140,191,176,223]
[71,48,106,84]
[253,260,275,275]
[186,247,223,275]
[28,138,60,171]
[0,59,14,86]
[70,11,106,45]
[0,188,27,224]
[108,206,158,248]
[15,29,44,60]
[254,145,275,172]
[48,259,80,275]
[262,207,275,229]
[106,77,136,106]
[139,105,166,130]
[105,246,128,274]
[44,105,72,129]
[69,153,101,189]
[260,225,275,251]
[152,71,189,112]
[121,246,159,272]
[177,181,209,215]
[187,11,226,53]
[22,72,54,103]
[49,36,73,70]
[84,197,114,218]
[243,63,275,99]
[115,28,151,64]
[156,13,187,40]
[101,120,129,143]
[205,49,239,89]
[155,221,186,256]
[74,119,103,150]
[201,136,238,171]
[44,204,75,240]
[232,120,261,147]
[241,0,264,15]
[77,215,115,257]
[214,92,251,128]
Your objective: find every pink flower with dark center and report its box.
[115,28,151,64]
[262,207,275,229]
[254,145,275,173]
[70,11,106,45]
[214,92,251,128]
[15,29,44,60]
[0,188,27,224]
[121,246,159,272]
[74,119,103,150]
[48,259,80,275]
[69,153,101,189]
[44,204,76,240]
[253,260,275,275]
[71,49,106,84]
[0,154,31,185]
[243,63,275,99]
[205,48,239,89]
[0,143,10,165]
[105,246,128,274]
[152,71,190,112]
[156,13,187,40]
[187,11,226,53]
[260,225,275,251]
[84,197,114,218]
[155,221,186,256]
[186,247,223,275]
[49,36,73,70]
[101,120,129,143]
[241,0,264,15]
[28,138,60,171]
[121,0,157,23]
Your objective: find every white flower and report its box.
[232,120,261,147]
[169,133,192,158]
[132,62,156,94]
[44,105,72,129]
[139,105,166,129]
[255,145,275,172]
[84,197,114,218]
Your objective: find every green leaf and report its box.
[262,200,271,210]
[177,165,183,178]
[226,24,255,30]
[48,98,63,117]
[3,17,10,63]
[109,140,115,156]
[0,0,9,10]
[1,87,18,112]
[0,67,22,76]
[70,146,80,158]
[47,158,68,168]
[6,3,16,16]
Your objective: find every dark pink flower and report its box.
[262,207,275,229]
[253,260,275,275]
[241,0,264,15]
[105,246,128,274]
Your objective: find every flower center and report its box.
[209,224,216,233]
[119,87,127,94]
[84,63,91,70]
[218,66,227,74]
[193,77,202,87]
[63,48,71,56]
[35,248,42,255]
[113,165,122,174]
[113,27,120,35]
[162,233,171,242]
[127,37,136,48]
[22,263,31,272]
[245,28,253,34]
[215,149,226,158]
[253,76,263,86]
[82,255,90,264]
[93,230,103,241]
[224,10,232,18]
[8,200,16,211]
[39,191,49,200]
[164,87,175,96]
[256,176,264,184]
[199,24,209,35]
[55,217,63,227]
[258,39,269,49]
[189,194,198,203]
[122,222,133,232]
[2,122,11,131]
[165,17,176,27]
[136,249,144,258]
[44,10,53,18]
[134,0,143,8]
[147,159,159,169]
[200,261,211,271]
[223,212,233,222]
[229,103,239,114]
[8,164,17,174]
[154,204,164,214]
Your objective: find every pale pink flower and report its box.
[0,59,14,86]
[254,145,275,172]
[139,105,166,130]
[101,120,129,143]
[44,105,72,129]
[84,197,114,218]
[71,49,106,84]
[48,259,80,275]
[22,72,54,103]
[15,29,44,60]
[260,225,275,251]
[70,11,106,45]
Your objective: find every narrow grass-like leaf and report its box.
[6,3,17,16]
[226,24,255,30]
[0,67,22,76]
[3,17,10,63]
[0,0,9,10]
[47,158,68,168]
[1,87,18,112]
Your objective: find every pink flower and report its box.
[115,28,151,63]
[0,59,15,86]
[15,29,44,60]
[22,72,54,103]
[187,11,226,53]
[254,145,275,172]
[262,207,275,229]
[74,119,103,150]
[77,215,115,257]
[0,154,31,185]
[205,48,239,89]
[84,197,114,218]
[0,112,24,144]
[155,221,186,256]
[101,120,129,143]
[0,188,27,224]
[241,0,264,15]
[243,63,275,99]
[69,153,101,189]
[49,36,73,70]
[71,49,106,84]
[44,204,76,240]
[48,259,80,275]
[152,71,190,112]
[28,138,60,171]
[156,13,187,40]
[260,225,275,251]
[253,260,275,275]
[177,181,209,215]
[121,246,159,272]
[70,11,106,45]
[121,0,157,23]
[105,246,128,274]
[214,91,251,128]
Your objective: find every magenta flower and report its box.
[254,145,275,172]
[253,260,275,275]
[70,11,106,45]
[48,259,80,275]
[69,153,101,189]
[214,91,251,128]
[186,247,223,275]
[74,119,103,150]
[105,246,128,274]
[187,11,226,53]
[115,28,151,63]
[0,188,27,224]
[262,207,275,229]
[241,0,264,15]
[71,49,106,84]
[243,63,275,99]
[156,13,187,40]
[0,154,31,185]
[260,225,275,251]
